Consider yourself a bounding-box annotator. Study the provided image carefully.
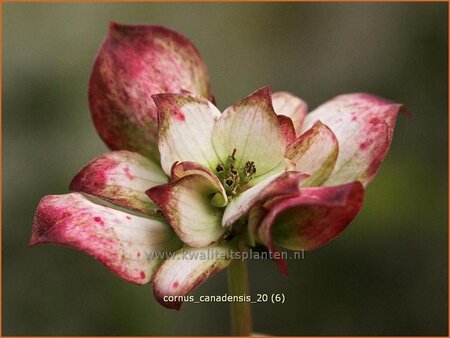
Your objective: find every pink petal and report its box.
[272,91,308,134]
[70,151,167,215]
[302,93,407,186]
[277,115,297,145]
[246,205,266,247]
[30,193,181,284]
[258,182,364,274]
[89,22,211,160]
[286,121,339,186]
[152,245,231,310]
[222,171,309,227]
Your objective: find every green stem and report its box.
[227,258,252,336]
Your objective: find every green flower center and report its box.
[214,149,256,198]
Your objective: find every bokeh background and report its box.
[3,2,448,336]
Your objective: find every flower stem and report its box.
[227,257,252,336]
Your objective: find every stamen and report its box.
[225,177,234,187]
[244,161,256,175]
[231,148,237,160]
[230,185,240,196]
[230,164,238,175]
[216,163,224,173]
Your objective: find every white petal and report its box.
[152,245,231,309]
[147,174,226,247]
[154,93,221,175]
[212,87,286,177]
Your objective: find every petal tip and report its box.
[152,288,183,311]
[257,85,272,96]
[69,170,85,192]
[268,247,289,276]
[30,195,57,246]
[28,234,40,248]
[279,261,289,276]
[107,22,172,40]
[146,185,170,207]
[151,93,171,106]
[251,86,273,104]
[399,104,413,118]
[108,21,121,33]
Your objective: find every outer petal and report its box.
[30,193,181,284]
[272,91,308,134]
[302,93,405,186]
[212,87,286,176]
[286,121,338,187]
[258,182,364,274]
[222,172,309,227]
[152,245,231,310]
[89,22,211,160]
[70,151,167,216]
[146,174,226,248]
[153,93,221,175]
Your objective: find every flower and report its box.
[30,22,406,310]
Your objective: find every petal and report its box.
[153,93,221,175]
[246,206,266,247]
[302,93,406,186]
[258,182,364,274]
[212,87,286,176]
[70,151,167,216]
[286,121,338,187]
[170,161,228,207]
[277,115,296,145]
[251,158,296,186]
[222,172,309,227]
[146,174,226,248]
[272,91,308,134]
[30,193,181,284]
[152,245,231,310]
[89,22,211,160]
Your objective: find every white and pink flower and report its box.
[30,22,406,310]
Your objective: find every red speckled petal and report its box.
[286,121,338,187]
[30,193,181,284]
[153,93,221,175]
[212,87,286,177]
[222,171,309,227]
[302,93,406,186]
[272,91,308,134]
[146,174,226,248]
[258,182,364,274]
[89,22,211,160]
[70,151,167,216]
[153,245,231,310]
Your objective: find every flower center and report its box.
[214,149,256,198]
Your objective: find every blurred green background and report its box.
[3,2,448,336]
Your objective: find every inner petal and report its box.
[212,87,286,177]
